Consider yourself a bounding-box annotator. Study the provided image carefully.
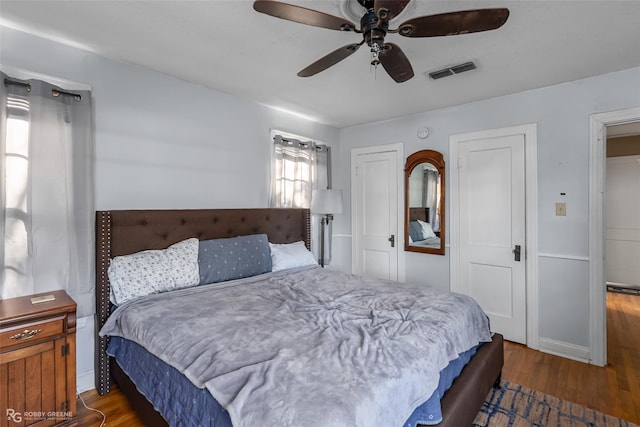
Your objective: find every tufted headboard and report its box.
[409,207,430,222]
[94,208,310,395]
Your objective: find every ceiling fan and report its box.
[253,0,509,83]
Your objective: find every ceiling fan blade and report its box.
[398,8,509,37]
[298,43,363,77]
[374,0,411,21]
[253,0,356,31]
[379,43,414,83]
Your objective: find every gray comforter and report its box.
[100,265,491,427]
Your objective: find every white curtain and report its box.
[1,72,95,317]
[269,134,330,261]
[269,135,318,209]
[423,169,440,231]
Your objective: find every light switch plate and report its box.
[555,202,567,216]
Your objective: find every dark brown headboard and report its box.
[409,207,430,222]
[94,208,310,395]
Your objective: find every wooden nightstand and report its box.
[0,290,77,427]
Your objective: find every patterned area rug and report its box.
[473,381,638,426]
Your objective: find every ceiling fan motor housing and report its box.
[357,0,375,11]
[361,9,388,47]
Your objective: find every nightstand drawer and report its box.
[0,315,64,350]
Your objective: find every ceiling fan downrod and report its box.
[359,5,387,68]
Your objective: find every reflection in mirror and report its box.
[405,150,445,255]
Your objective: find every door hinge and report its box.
[61,400,69,412]
[61,342,70,357]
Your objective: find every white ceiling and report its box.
[1,0,640,128]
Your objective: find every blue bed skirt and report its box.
[108,337,478,426]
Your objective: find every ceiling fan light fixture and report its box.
[370,43,381,66]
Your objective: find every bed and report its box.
[95,208,503,427]
[408,207,441,248]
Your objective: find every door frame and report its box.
[450,123,539,348]
[589,106,640,367]
[351,143,405,282]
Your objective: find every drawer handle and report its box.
[10,329,43,340]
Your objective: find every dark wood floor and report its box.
[501,291,640,424]
[77,291,640,426]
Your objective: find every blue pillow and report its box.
[198,234,272,285]
[409,221,426,242]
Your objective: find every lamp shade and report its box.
[311,189,343,215]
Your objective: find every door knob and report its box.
[513,244,521,262]
[388,235,395,248]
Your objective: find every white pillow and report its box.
[417,219,437,239]
[108,238,200,305]
[269,241,318,271]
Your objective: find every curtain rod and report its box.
[4,77,82,101]
[4,78,31,91]
[275,135,327,150]
[51,89,82,101]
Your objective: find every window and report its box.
[1,72,95,316]
[3,94,30,289]
[269,131,332,262]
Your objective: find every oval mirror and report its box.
[404,150,445,255]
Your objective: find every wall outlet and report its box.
[555,202,567,216]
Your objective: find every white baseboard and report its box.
[77,370,95,394]
[538,337,590,363]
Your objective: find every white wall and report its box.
[335,66,640,359]
[0,26,339,392]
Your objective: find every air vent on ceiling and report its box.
[427,61,477,80]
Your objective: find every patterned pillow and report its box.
[108,238,200,305]
[269,241,317,271]
[409,221,426,242]
[198,234,272,285]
